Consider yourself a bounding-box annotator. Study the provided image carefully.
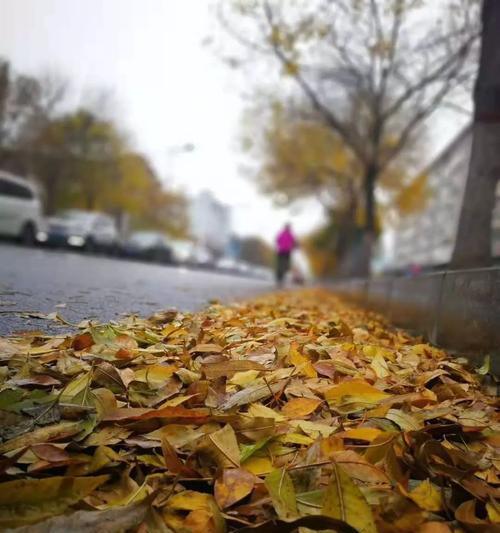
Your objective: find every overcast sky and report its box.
[0,0,326,242]
[0,0,472,248]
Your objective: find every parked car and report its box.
[122,231,173,264]
[191,244,213,267]
[45,209,119,252]
[0,171,47,245]
[170,239,196,265]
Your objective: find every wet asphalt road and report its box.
[0,243,273,335]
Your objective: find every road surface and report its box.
[0,243,273,335]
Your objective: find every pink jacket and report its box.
[276,228,296,253]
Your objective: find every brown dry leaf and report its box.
[214,468,256,508]
[455,500,500,533]
[417,522,453,533]
[102,405,210,423]
[199,424,241,468]
[332,450,391,485]
[162,436,200,478]
[72,332,94,351]
[191,343,224,354]
[10,374,61,387]
[31,444,70,463]
[0,288,497,531]
[0,476,109,528]
[0,421,83,454]
[220,381,283,410]
[202,360,265,379]
[7,498,150,533]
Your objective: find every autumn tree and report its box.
[31,110,188,236]
[0,58,66,166]
[219,0,479,274]
[247,102,430,275]
[115,154,188,238]
[451,0,500,268]
[29,109,125,213]
[0,57,187,237]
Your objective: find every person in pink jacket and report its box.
[275,223,297,286]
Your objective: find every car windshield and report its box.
[128,232,163,246]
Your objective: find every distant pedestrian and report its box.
[275,223,297,286]
[408,263,422,277]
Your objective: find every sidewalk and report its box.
[0,289,497,532]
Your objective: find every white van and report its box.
[0,171,46,245]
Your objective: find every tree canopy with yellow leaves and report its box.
[219,0,479,274]
[0,57,187,238]
[246,103,431,276]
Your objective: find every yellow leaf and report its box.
[370,354,390,378]
[337,427,384,442]
[242,456,273,475]
[362,345,395,362]
[293,420,335,438]
[168,491,225,533]
[184,509,222,533]
[229,370,261,386]
[324,380,390,409]
[160,394,198,407]
[322,462,377,533]
[281,397,322,418]
[265,468,298,520]
[133,365,176,386]
[70,445,121,475]
[487,501,500,523]
[277,433,315,446]
[60,372,92,402]
[288,344,317,378]
[248,403,286,421]
[168,490,214,512]
[402,479,443,512]
[365,405,390,418]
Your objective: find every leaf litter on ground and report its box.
[0,289,498,532]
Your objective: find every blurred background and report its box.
[0,0,497,293]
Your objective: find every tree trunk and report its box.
[356,164,377,277]
[451,0,500,268]
[336,165,377,277]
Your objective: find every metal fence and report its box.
[330,267,500,374]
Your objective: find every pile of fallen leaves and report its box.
[0,289,498,533]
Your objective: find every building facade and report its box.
[387,125,500,269]
[389,125,500,269]
[188,190,231,254]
